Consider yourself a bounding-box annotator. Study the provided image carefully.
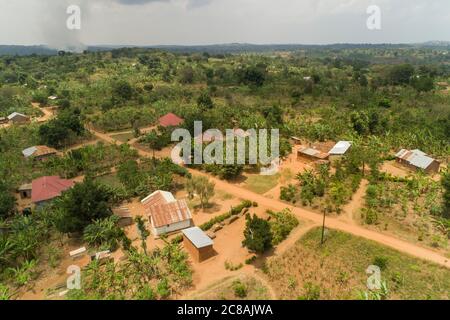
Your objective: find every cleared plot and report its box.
[243,173,280,194]
[264,227,450,300]
[110,131,135,143]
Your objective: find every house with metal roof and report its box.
[182,227,215,262]
[7,112,29,124]
[395,149,440,174]
[22,145,58,161]
[31,176,74,207]
[158,113,184,128]
[141,190,192,236]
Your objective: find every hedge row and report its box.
[171,200,254,244]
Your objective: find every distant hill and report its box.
[0,42,448,56]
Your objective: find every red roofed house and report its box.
[141,190,192,236]
[158,113,184,128]
[32,176,74,207]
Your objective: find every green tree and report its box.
[54,178,115,233]
[197,91,214,110]
[0,182,16,218]
[83,216,127,251]
[135,216,150,255]
[242,214,272,253]
[112,80,134,101]
[388,64,414,85]
[186,176,215,209]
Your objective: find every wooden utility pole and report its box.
[321,209,326,245]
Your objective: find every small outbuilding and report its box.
[22,145,58,161]
[0,117,7,124]
[113,206,134,227]
[7,112,29,124]
[395,149,440,174]
[18,183,32,199]
[328,141,352,161]
[182,227,215,262]
[297,146,329,161]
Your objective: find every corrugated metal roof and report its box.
[298,147,329,159]
[408,154,434,170]
[32,176,74,203]
[395,149,436,170]
[7,112,27,120]
[141,190,175,209]
[329,141,352,155]
[148,199,192,228]
[22,146,38,158]
[182,227,213,248]
[158,113,184,127]
[22,145,57,158]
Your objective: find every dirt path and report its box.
[87,127,450,269]
[31,102,55,123]
[340,179,368,225]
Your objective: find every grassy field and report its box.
[189,275,270,300]
[95,173,124,189]
[264,227,450,300]
[110,132,135,143]
[243,173,280,194]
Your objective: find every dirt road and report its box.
[88,126,450,269]
[31,102,55,122]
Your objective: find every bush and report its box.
[280,184,297,203]
[372,256,389,270]
[298,282,321,300]
[83,216,127,252]
[268,209,299,245]
[224,260,243,271]
[362,208,378,225]
[232,280,247,298]
[245,255,257,265]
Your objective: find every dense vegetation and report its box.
[0,45,449,300]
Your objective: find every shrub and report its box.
[280,184,297,203]
[224,260,243,271]
[362,208,378,225]
[232,280,248,298]
[83,216,127,252]
[268,209,299,245]
[298,282,321,300]
[372,256,389,270]
[245,255,257,265]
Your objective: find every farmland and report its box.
[0,44,449,300]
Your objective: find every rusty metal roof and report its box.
[148,199,192,228]
[298,147,329,159]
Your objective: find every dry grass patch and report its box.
[264,227,450,300]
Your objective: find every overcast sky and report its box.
[0,0,449,48]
